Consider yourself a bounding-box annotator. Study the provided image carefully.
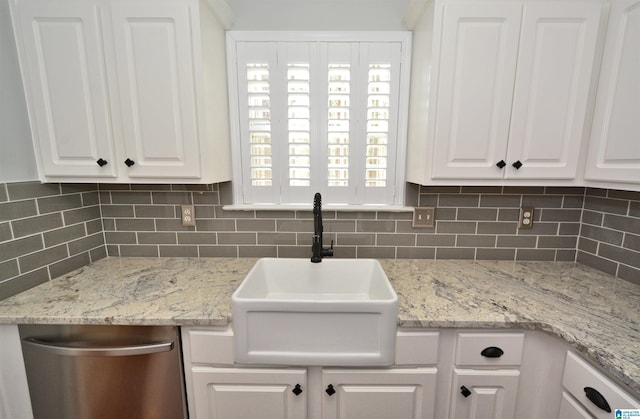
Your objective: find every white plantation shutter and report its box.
[229,33,410,205]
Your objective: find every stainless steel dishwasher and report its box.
[19,324,187,419]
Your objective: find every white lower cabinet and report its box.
[559,392,596,419]
[322,368,437,419]
[187,365,436,419]
[190,367,307,419]
[449,369,520,419]
[181,327,640,419]
[448,332,523,419]
[561,352,640,419]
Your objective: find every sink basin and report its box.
[232,258,398,366]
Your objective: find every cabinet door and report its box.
[431,2,522,180]
[12,0,118,178]
[584,0,640,184]
[322,368,438,419]
[190,367,306,419]
[559,392,595,419]
[506,1,602,179]
[109,0,202,179]
[450,368,520,419]
[562,352,640,419]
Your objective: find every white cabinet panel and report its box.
[191,367,307,419]
[322,368,438,419]
[11,0,231,183]
[432,2,522,180]
[585,0,640,184]
[562,352,640,419]
[507,1,602,179]
[455,332,524,367]
[450,369,520,419]
[426,0,603,183]
[110,1,202,179]
[559,392,595,419]
[12,0,117,178]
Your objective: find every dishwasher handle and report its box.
[22,337,174,357]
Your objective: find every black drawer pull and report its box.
[584,387,611,412]
[292,384,302,396]
[481,346,504,358]
[96,158,108,167]
[512,160,523,169]
[460,385,471,398]
[496,160,507,169]
[325,384,336,396]
[124,158,135,167]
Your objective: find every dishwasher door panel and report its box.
[19,325,187,419]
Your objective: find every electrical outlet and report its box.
[519,207,534,229]
[181,205,195,227]
[413,207,435,228]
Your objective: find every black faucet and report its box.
[311,192,334,263]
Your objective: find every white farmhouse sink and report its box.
[231,258,398,366]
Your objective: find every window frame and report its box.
[226,31,412,207]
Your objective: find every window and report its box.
[227,32,411,206]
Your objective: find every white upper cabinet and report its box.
[431,2,522,180]
[584,0,640,185]
[10,0,231,183]
[506,2,602,180]
[109,1,202,179]
[409,0,605,184]
[11,0,118,179]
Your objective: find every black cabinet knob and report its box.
[96,158,108,167]
[584,387,611,412]
[292,384,302,396]
[124,158,135,167]
[460,386,472,398]
[481,346,504,358]
[325,384,336,396]
[512,160,523,169]
[496,160,507,169]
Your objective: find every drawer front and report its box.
[186,327,234,365]
[562,352,640,419]
[455,332,524,366]
[395,330,439,365]
[559,391,595,419]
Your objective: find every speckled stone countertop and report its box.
[0,257,638,397]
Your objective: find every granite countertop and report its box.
[0,257,638,397]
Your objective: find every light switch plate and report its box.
[413,207,435,228]
[181,205,195,227]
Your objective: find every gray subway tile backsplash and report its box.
[584,196,629,215]
[618,265,640,284]
[1,181,640,302]
[0,260,19,281]
[12,213,63,238]
[624,234,640,252]
[0,235,44,263]
[604,214,640,235]
[46,225,93,248]
[37,194,83,214]
[0,222,13,242]
[49,252,91,279]
[6,182,60,200]
[0,181,105,300]
[0,200,38,222]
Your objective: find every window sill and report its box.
[222,204,414,212]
